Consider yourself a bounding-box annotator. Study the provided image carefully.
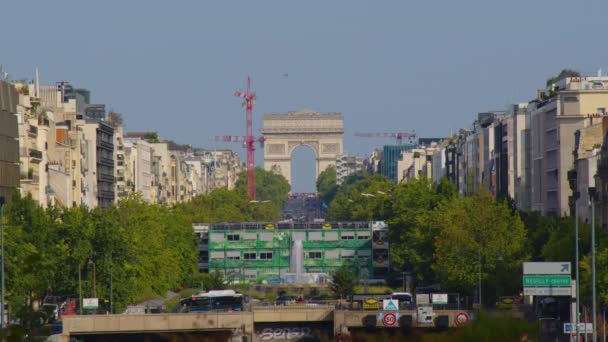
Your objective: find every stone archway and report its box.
[262,110,344,187]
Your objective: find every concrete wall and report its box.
[63,312,254,335]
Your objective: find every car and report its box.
[275,296,297,306]
[496,296,515,310]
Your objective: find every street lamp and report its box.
[589,187,598,342]
[89,257,97,299]
[573,191,581,342]
[110,252,113,314]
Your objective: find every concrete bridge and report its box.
[56,306,470,341]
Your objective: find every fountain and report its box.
[290,240,304,278]
[282,238,331,285]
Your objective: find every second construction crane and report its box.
[234,77,258,200]
[354,132,417,145]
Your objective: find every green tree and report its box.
[202,270,226,291]
[316,166,337,205]
[389,177,456,285]
[432,192,528,303]
[326,174,395,221]
[143,132,160,143]
[235,167,290,219]
[330,265,357,300]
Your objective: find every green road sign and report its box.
[523,275,571,287]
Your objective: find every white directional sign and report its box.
[524,287,571,296]
[432,294,448,304]
[523,262,571,275]
[564,322,593,334]
[83,298,99,309]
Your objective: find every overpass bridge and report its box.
[56,305,470,341]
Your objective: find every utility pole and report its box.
[90,258,97,298]
[0,196,5,329]
[575,191,581,342]
[478,250,482,309]
[110,252,113,314]
[78,265,82,313]
[590,187,598,342]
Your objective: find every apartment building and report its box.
[114,125,126,199]
[381,145,415,183]
[568,118,606,223]
[335,155,365,185]
[530,74,608,216]
[595,131,608,231]
[0,80,19,201]
[121,137,153,202]
[14,81,52,206]
[397,142,438,183]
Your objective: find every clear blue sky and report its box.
[3,1,608,192]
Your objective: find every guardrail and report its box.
[251,303,335,311]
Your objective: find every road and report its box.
[281,193,325,222]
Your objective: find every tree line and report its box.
[317,166,607,308]
[1,167,289,322]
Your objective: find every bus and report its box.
[182,290,244,313]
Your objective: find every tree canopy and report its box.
[4,192,197,317]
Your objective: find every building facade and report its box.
[204,221,389,282]
[0,80,20,201]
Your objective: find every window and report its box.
[259,233,273,241]
[308,232,322,241]
[210,251,224,259]
[260,252,273,260]
[243,233,256,240]
[210,233,225,242]
[341,234,355,240]
[324,232,338,241]
[564,96,578,102]
[341,250,355,259]
[598,108,606,115]
[227,234,240,241]
[325,250,339,259]
[244,253,256,260]
[226,251,240,259]
[308,252,322,259]
[357,234,370,240]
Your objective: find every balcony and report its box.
[29,149,43,163]
[20,172,39,184]
[28,125,38,137]
[598,160,608,179]
[99,157,114,167]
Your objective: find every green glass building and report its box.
[203,221,389,283]
[381,145,416,182]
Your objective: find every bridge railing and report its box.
[251,303,335,311]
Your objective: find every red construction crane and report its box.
[234,77,257,200]
[354,132,417,145]
[212,135,266,145]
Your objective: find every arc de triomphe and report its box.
[261,110,344,187]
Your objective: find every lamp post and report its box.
[0,196,5,328]
[478,250,482,309]
[574,191,581,342]
[89,257,97,299]
[110,252,113,314]
[78,264,82,313]
[590,187,598,342]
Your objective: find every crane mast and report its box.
[234,77,257,200]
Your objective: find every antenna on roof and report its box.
[0,65,8,81]
[35,66,40,97]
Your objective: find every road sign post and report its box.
[523,262,572,297]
